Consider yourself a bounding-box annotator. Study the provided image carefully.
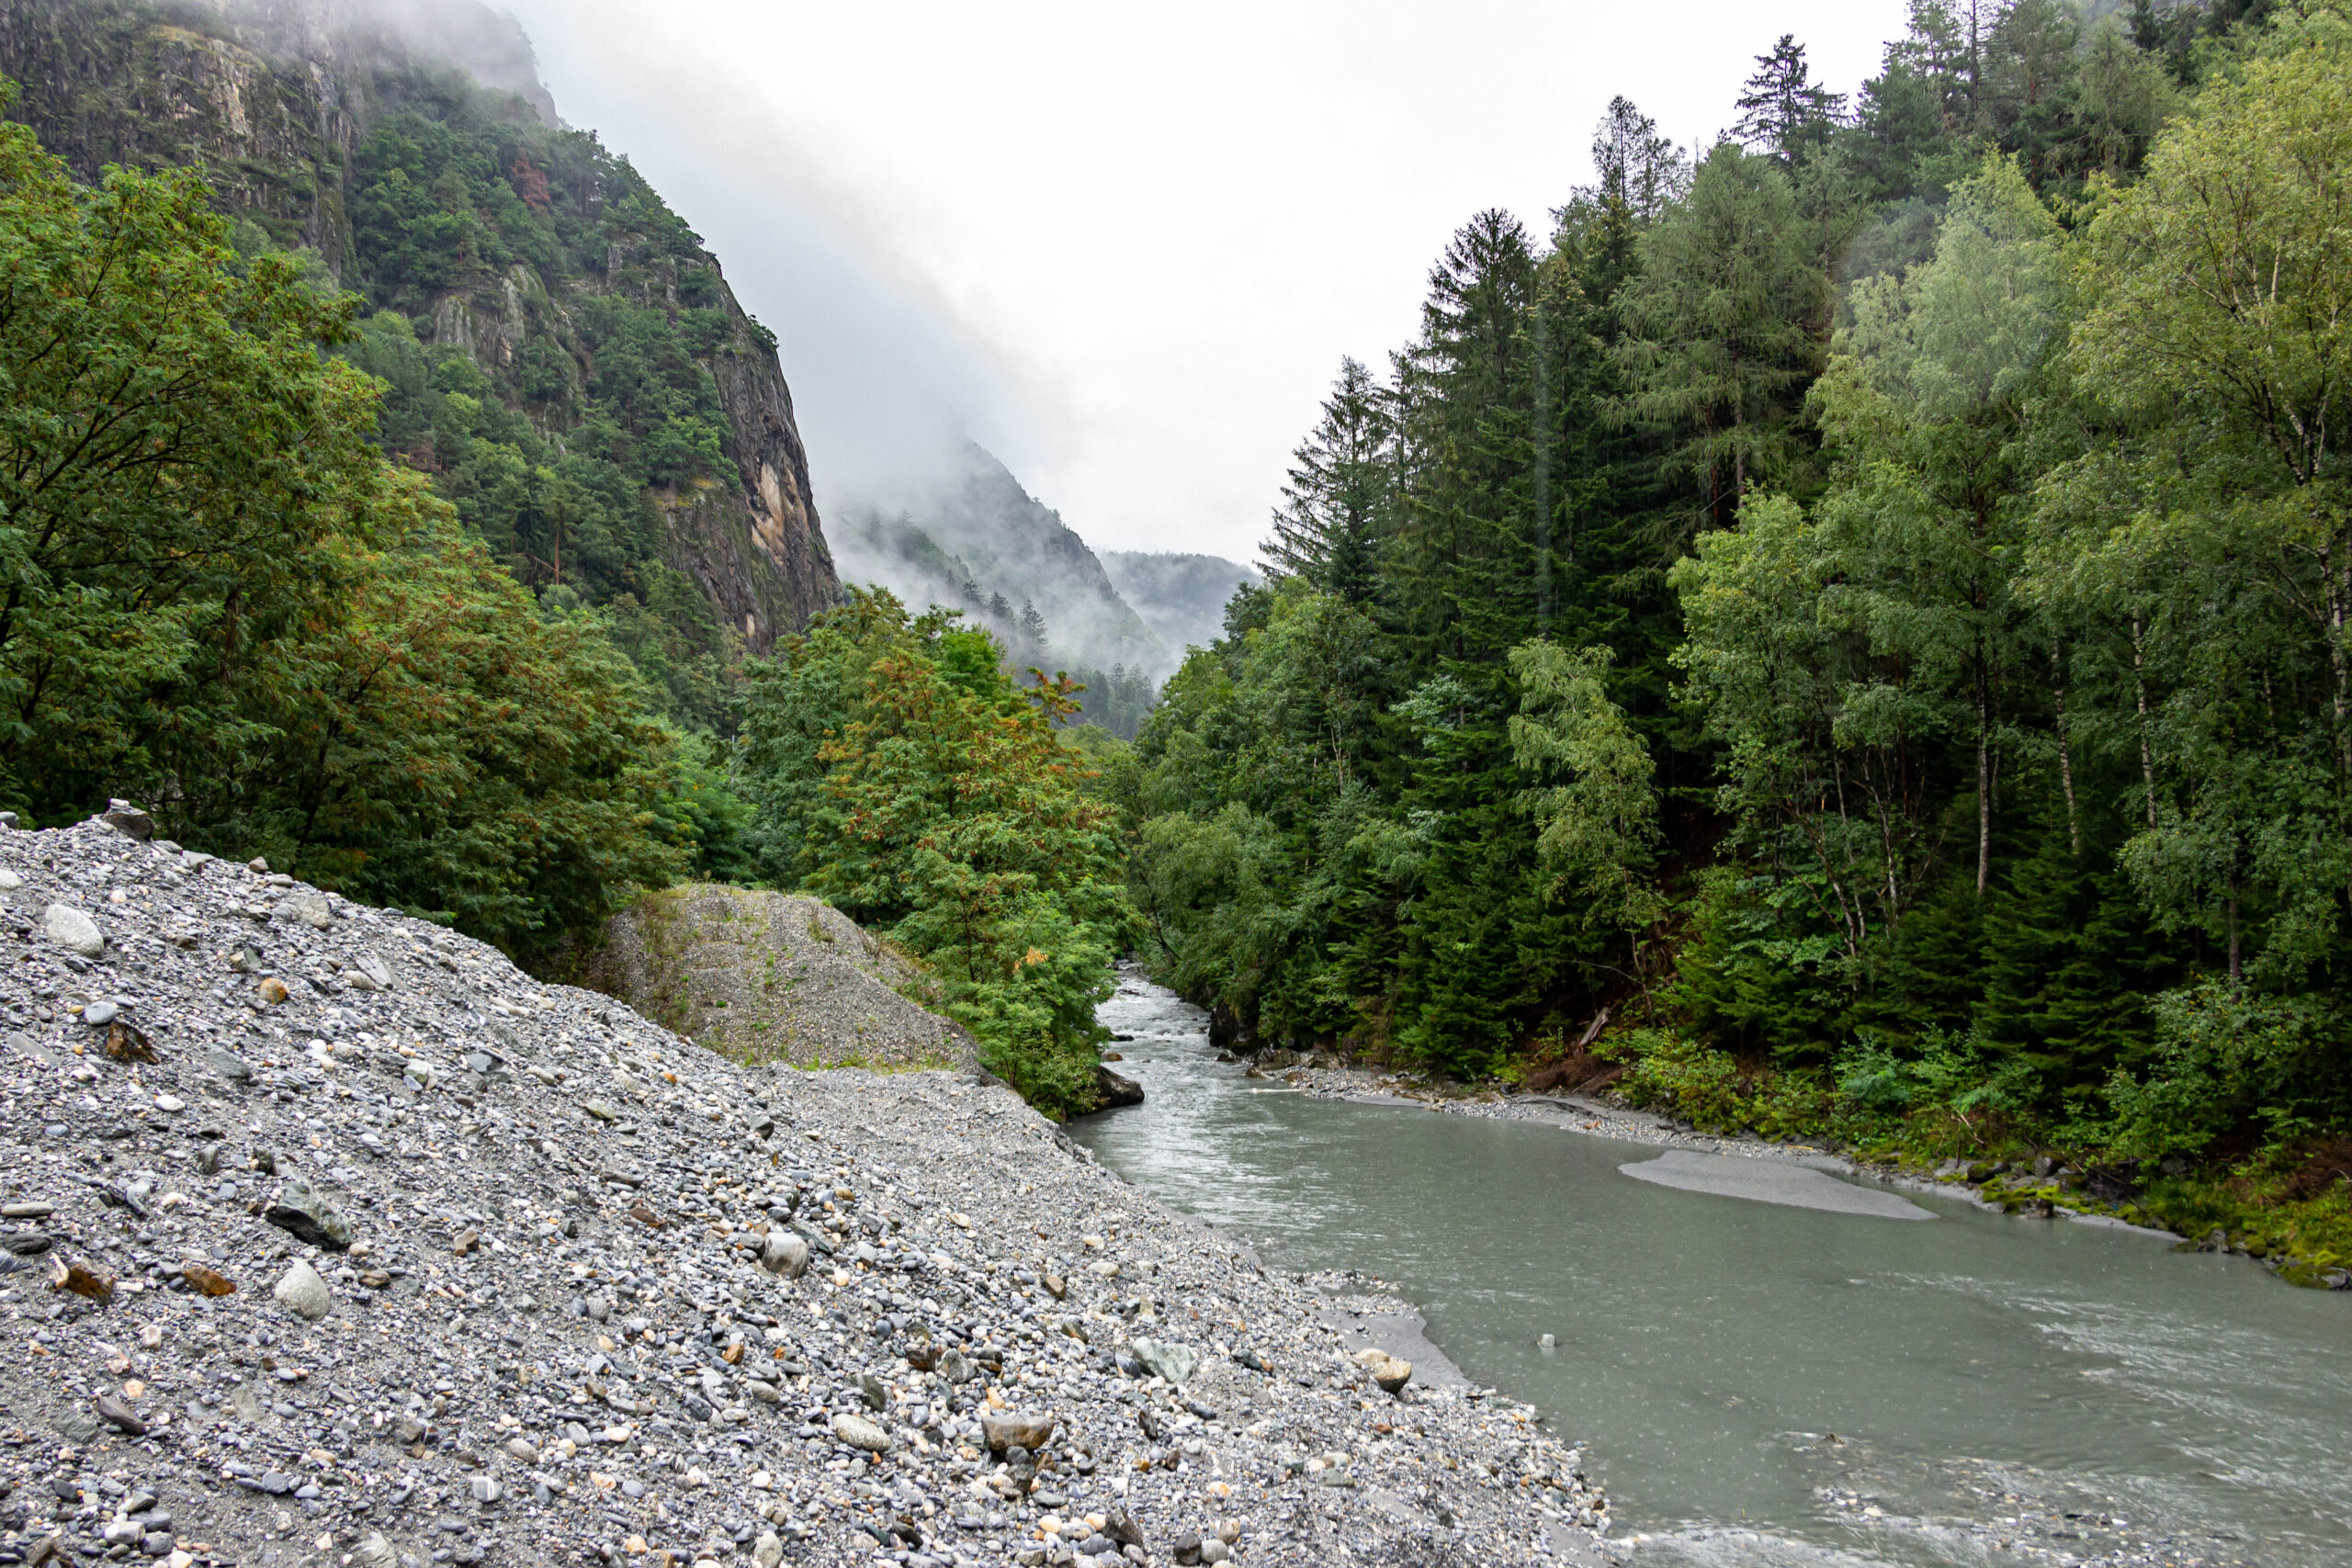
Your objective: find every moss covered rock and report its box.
[587,884,977,1072]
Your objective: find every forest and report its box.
[1119,0,2352,1249]
[6,0,2352,1252]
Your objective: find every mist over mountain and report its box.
[1101,551,1261,658]
[829,443,1170,679]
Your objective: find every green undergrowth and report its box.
[1583,1026,2352,1286]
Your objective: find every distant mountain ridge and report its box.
[1102,551,1261,657]
[830,444,1170,677]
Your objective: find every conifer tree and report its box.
[1734,34,1847,160]
[1261,356,1392,604]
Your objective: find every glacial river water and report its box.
[1065,970,2352,1567]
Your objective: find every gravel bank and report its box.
[0,816,1607,1568]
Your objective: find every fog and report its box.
[491,1,1901,560]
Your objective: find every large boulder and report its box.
[1093,1064,1145,1109]
[584,885,978,1070]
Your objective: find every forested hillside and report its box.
[1125,0,2352,1246]
[0,0,840,952]
[1102,551,1263,660]
[828,444,1170,739]
[0,0,838,716]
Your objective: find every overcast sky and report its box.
[506,0,1906,564]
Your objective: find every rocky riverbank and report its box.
[0,815,1609,1568]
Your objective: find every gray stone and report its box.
[760,1230,810,1278]
[264,1178,353,1251]
[831,1412,892,1452]
[42,904,104,958]
[281,894,332,929]
[1127,1337,1196,1385]
[272,1260,332,1321]
[0,867,21,890]
[100,800,153,840]
[202,1047,254,1083]
[81,1000,119,1027]
[347,953,392,991]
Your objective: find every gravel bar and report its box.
[0,815,1609,1568]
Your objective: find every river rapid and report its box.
[1066,969,2352,1568]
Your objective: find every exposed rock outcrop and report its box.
[587,884,978,1071]
[0,0,839,647]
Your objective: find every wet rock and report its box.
[272,1259,333,1321]
[42,904,104,958]
[1093,1064,1145,1109]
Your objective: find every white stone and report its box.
[42,904,104,958]
[272,1260,332,1321]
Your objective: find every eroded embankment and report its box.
[0,816,1606,1568]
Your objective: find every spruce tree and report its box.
[1262,356,1393,604]
[1733,34,1847,160]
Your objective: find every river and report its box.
[1065,970,2352,1567]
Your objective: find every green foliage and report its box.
[735,592,1130,1115]
[1128,3,2352,1211]
[321,88,786,735]
[0,99,682,956]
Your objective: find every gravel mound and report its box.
[588,885,978,1070]
[0,815,1609,1568]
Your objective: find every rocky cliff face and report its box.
[0,0,838,647]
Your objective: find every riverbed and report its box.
[1067,970,2352,1567]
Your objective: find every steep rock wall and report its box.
[0,0,838,646]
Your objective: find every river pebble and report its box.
[0,816,1610,1566]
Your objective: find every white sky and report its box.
[507,0,1907,563]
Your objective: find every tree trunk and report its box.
[1975,676,1991,896]
[2226,841,2242,987]
[2052,647,2080,857]
[2132,613,2158,830]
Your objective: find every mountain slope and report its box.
[0,0,838,672]
[831,443,1169,676]
[1102,550,1261,656]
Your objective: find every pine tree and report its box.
[1392,209,1543,665]
[1617,144,1826,544]
[1017,601,1052,664]
[1261,356,1392,604]
[1733,34,1848,159]
[1589,96,1690,223]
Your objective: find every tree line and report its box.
[1121,0,2352,1233]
